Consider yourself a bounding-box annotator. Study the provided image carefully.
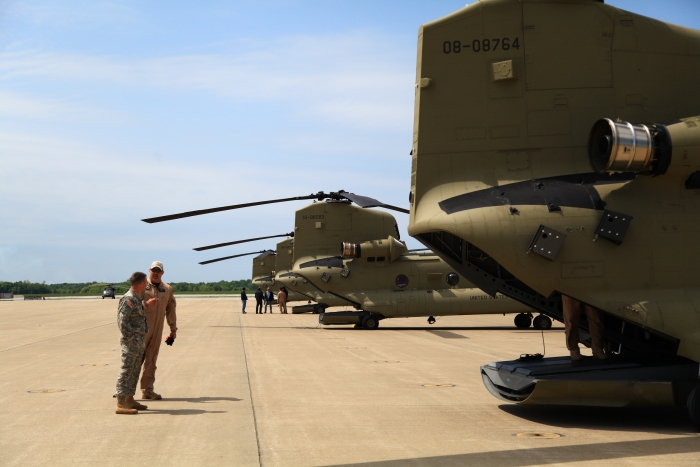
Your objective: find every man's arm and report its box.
[117,297,136,337]
[165,291,177,336]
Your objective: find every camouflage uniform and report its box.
[115,290,148,397]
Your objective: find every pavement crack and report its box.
[239,312,263,467]
[0,321,115,353]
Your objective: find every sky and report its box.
[0,0,698,284]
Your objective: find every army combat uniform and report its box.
[115,290,148,398]
[139,278,176,395]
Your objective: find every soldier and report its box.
[114,271,155,414]
[138,261,177,400]
[562,295,607,361]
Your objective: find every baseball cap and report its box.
[150,261,164,271]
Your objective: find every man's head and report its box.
[149,261,164,284]
[242,287,246,291]
[130,271,148,294]
[267,287,270,291]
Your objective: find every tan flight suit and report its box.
[562,295,604,357]
[139,279,177,391]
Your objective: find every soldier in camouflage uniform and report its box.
[114,271,156,414]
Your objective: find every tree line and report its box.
[0,279,255,296]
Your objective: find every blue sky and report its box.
[0,0,698,284]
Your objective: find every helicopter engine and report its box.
[589,117,700,175]
[340,236,407,262]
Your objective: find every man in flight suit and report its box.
[139,261,177,400]
[562,295,607,361]
[114,272,155,414]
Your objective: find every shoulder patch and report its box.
[126,301,134,309]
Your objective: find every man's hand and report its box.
[165,332,176,346]
[145,298,159,308]
[170,331,176,339]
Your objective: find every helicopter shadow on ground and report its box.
[499,404,697,435]
[326,326,531,332]
[326,436,700,467]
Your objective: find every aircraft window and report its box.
[377,257,386,262]
[367,257,376,262]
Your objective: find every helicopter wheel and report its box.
[514,313,532,329]
[362,315,379,330]
[353,323,363,329]
[688,385,700,431]
[427,316,436,325]
[533,315,552,330]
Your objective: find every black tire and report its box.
[533,315,552,330]
[102,297,104,299]
[313,305,323,314]
[362,315,379,330]
[688,385,700,431]
[514,313,532,329]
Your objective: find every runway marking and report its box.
[0,321,115,353]
[238,312,262,467]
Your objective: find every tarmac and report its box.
[1,298,699,466]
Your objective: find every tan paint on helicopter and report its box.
[288,202,530,320]
[271,237,346,306]
[408,0,700,360]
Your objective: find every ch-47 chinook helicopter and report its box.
[193,226,359,311]
[197,235,345,311]
[143,191,534,329]
[408,0,700,427]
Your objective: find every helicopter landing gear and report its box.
[688,385,700,431]
[514,313,532,329]
[533,314,552,330]
[427,316,436,325]
[362,315,379,330]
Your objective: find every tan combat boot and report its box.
[142,389,162,400]
[126,395,148,410]
[116,396,138,414]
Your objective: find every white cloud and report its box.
[0,32,415,129]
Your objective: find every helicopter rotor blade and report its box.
[194,232,294,251]
[142,195,322,224]
[338,191,409,214]
[199,250,274,265]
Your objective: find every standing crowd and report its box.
[242,286,289,314]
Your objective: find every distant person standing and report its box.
[138,261,177,400]
[241,287,248,314]
[255,287,264,314]
[114,272,153,414]
[264,287,274,313]
[278,287,288,314]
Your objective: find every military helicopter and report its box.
[101,284,117,299]
[196,233,352,312]
[144,191,536,329]
[408,0,700,427]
